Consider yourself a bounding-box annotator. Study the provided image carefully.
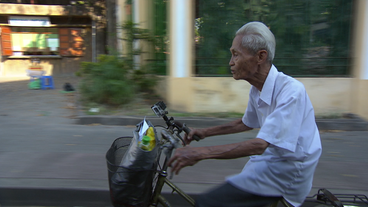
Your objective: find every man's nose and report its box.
[229,57,234,66]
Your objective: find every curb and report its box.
[316,113,368,131]
[75,115,238,128]
[2,187,367,207]
[0,188,111,207]
[0,187,197,207]
[76,114,368,131]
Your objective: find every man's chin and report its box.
[232,74,240,80]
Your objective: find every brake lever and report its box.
[174,131,187,146]
[161,144,175,179]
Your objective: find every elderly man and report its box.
[168,21,322,207]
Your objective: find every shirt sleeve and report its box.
[257,82,306,153]
[242,87,261,128]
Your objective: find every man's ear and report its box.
[257,50,268,64]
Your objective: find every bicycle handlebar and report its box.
[152,101,201,142]
[173,121,201,141]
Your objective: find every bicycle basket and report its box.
[106,120,159,207]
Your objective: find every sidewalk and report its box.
[0,76,368,206]
[2,76,365,131]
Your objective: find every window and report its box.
[11,27,59,55]
[59,28,85,56]
[0,26,85,57]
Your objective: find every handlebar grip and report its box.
[173,121,201,141]
[182,123,201,141]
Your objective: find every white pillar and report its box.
[133,0,140,69]
[351,0,368,120]
[116,0,124,56]
[169,0,194,78]
[167,0,195,112]
[360,1,368,80]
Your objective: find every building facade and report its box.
[121,0,368,120]
[3,0,366,120]
[0,1,103,77]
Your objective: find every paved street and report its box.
[0,77,367,206]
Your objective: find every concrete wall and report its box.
[352,80,368,119]
[300,78,352,116]
[1,55,90,77]
[157,76,352,117]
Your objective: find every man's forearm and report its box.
[201,138,268,160]
[204,118,252,137]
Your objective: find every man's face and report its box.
[229,35,259,80]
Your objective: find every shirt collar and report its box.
[259,65,278,105]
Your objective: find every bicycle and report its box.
[107,101,366,207]
[106,101,200,207]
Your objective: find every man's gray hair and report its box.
[236,22,276,63]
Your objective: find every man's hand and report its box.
[183,128,206,144]
[167,146,203,175]
[167,137,269,175]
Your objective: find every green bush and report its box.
[77,55,136,106]
[132,64,157,93]
[77,20,159,107]
[77,54,159,107]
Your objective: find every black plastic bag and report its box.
[106,120,159,207]
[63,82,75,91]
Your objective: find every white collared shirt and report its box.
[227,65,322,206]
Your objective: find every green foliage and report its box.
[120,20,158,92]
[77,20,159,107]
[77,55,136,106]
[152,0,168,75]
[120,21,156,69]
[196,0,353,77]
[131,64,157,93]
[196,0,245,76]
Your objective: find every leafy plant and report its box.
[76,20,159,107]
[196,0,353,77]
[119,20,158,93]
[131,64,157,93]
[77,55,136,106]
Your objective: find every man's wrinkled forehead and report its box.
[230,35,245,52]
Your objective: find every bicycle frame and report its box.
[150,129,195,207]
[151,170,195,207]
